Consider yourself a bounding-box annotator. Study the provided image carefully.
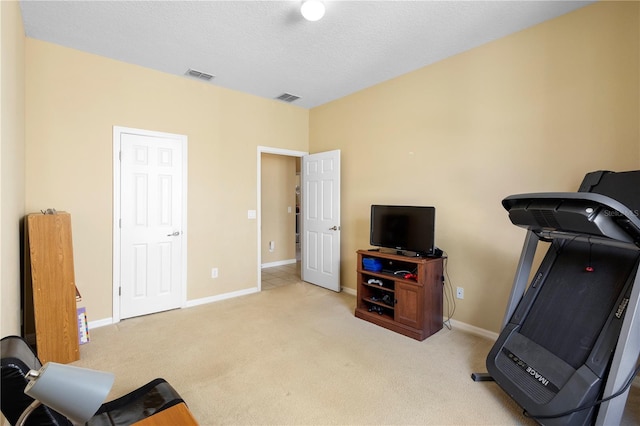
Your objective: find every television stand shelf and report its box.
[355,249,444,341]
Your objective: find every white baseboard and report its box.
[185,287,259,308]
[88,316,115,330]
[448,318,499,341]
[341,286,357,296]
[88,287,260,329]
[261,259,297,268]
[341,287,497,340]
[88,286,497,344]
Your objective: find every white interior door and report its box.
[115,128,187,320]
[301,150,341,292]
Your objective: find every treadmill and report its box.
[478,170,640,425]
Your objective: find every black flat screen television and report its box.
[370,205,436,256]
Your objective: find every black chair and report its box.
[1,335,185,426]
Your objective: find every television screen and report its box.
[370,205,436,255]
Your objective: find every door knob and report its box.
[329,225,341,231]
[167,231,181,236]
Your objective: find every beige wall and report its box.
[309,1,640,332]
[1,1,26,337]
[5,1,639,336]
[260,154,298,265]
[24,39,308,321]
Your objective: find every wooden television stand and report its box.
[355,249,444,341]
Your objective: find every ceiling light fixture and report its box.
[300,0,325,22]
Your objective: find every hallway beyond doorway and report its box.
[262,262,301,290]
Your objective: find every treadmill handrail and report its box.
[502,192,640,246]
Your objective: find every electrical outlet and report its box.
[211,268,219,279]
[456,287,464,299]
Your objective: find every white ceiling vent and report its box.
[276,93,300,103]
[185,68,214,81]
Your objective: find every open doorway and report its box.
[257,147,306,291]
[257,147,342,293]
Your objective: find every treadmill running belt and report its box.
[519,241,638,370]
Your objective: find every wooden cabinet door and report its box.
[395,281,423,329]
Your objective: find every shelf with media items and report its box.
[355,249,444,341]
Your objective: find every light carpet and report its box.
[73,281,640,425]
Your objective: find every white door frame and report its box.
[257,146,308,291]
[112,126,188,323]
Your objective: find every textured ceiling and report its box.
[19,1,593,109]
